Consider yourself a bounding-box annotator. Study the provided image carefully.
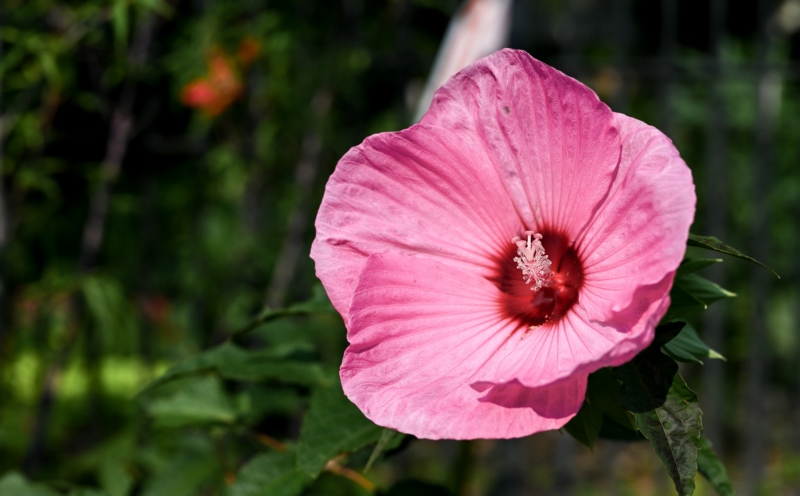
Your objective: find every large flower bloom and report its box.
[311,49,695,439]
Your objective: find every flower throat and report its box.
[494,230,584,329]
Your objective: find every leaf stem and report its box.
[325,458,376,493]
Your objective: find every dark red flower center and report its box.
[491,230,584,329]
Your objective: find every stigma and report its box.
[512,231,553,291]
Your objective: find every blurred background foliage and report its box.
[0,0,799,495]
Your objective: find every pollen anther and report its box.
[512,232,553,291]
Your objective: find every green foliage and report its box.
[661,285,707,323]
[365,429,405,472]
[677,258,723,275]
[687,233,779,278]
[564,398,604,450]
[613,335,702,496]
[140,341,334,394]
[565,368,636,449]
[144,375,239,427]
[662,265,736,324]
[138,435,223,496]
[663,323,726,364]
[0,473,60,496]
[697,436,734,496]
[98,460,133,496]
[226,451,312,496]
[298,383,384,477]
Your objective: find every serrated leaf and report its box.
[298,383,383,476]
[564,399,604,449]
[687,233,779,278]
[613,343,702,496]
[139,342,333,394]
[144,375,238,427]
[365,429,404,471]
[663,324,725,364]
[226,451,311,496]
[697,436,733,496]
[0,473,60,496]
[675,273,736,306]
[677,258,723,275]
[662,284,706,323]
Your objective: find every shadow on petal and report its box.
[470,374,586,419]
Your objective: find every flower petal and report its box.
[341,253,585,439]
[311,49,624,324]
[471,271,674,389]
[576,113,695,321]
[420,48,621,238]
[312,123,521,323]
[466,113,693,389]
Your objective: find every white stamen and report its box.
[512,231,553,291]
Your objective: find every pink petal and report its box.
[312,49,623,324]
[311,124,521,324]
[342,253,585,439]
[576,113,695,322]
[465,114,693,389]
[471,272,674,389]
[420,48,621,238]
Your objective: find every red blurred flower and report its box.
[180,48,243,116]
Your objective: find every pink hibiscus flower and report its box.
[311,49,695,439]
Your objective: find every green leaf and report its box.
[662,285,706,323]
[663,324,725,364]
[134,0,173,16]
[613,344,702,496]
[99,460,133,496]
[564,399,604,449]
[112,0,129,52]
[298,383,383,476]
[0,473,60,496]
[68,490,109,496]
[139,342,333,394]
[139,435,222,496]
[570,368,639,446]
[585,368,637,431]
[675,273,736,306]
[365,429,404,471]
[597,416,646,441]
[654,321,687,347]
[233,286,336,336]
[697,436,733,496]
[226,451,311,496]
[687,233,779,278]
[677,258,722,275]
[144,375,238,427]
